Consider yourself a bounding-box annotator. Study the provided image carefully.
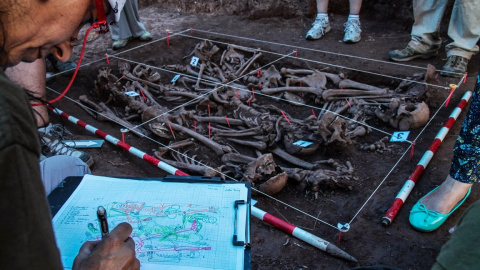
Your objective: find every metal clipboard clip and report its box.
[233,200,250,247]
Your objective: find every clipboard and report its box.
[49,174,251,270]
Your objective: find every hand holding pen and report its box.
[97,206,109,239]
[71,207,139,270]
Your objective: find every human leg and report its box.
[110,0,150,50]
[389,0,447,61]
[39,155,91,195]
[305,0,331,40]
[343,0,362,43]
[440,0,480,77]
[409,70,480,231]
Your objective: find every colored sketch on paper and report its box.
[52,174,248,270]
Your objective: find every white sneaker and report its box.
[305,15,331,40]
[343,19,362,43]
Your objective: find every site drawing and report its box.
[52,175,248,270]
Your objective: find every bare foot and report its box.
[420,175,472,214]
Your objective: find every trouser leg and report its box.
[109,0,147,40]
[445,0,480,59]
[39,155,91,195]
[408,0,448,53]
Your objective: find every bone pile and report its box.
[79,40,436,197]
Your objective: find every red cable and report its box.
[32,21,107,107]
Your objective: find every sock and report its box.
[316,13,329,22]
[348,14,360,21]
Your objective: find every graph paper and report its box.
[52,174,249,270]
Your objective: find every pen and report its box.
[97,206,109,239]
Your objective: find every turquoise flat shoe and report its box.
[409,187,471,232]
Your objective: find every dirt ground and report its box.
[46,4,480,270]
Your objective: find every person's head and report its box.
[0,0,110,67]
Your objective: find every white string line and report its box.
[48,28,190,77]
[176,32,451,90]
[348,144,412,224]
[48,29,465,232]
[109,53,395,139]
[347,74,466,224]
[188,28,462,77]
[46,86,339,230]
[111,35,403,140]
[109,50,296,132]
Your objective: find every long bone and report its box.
[323,72,346,86]
[192,115,244,126]
[155,139,194,156]
[194,63,206,89]
[322,88,389,101]
[168,122,231,155]
[235,52,263,77]
[78,95,147,137]
[271,147,315,170]
[226,138,268,151]
[339,79,388,92]
[123,71,162,90]
[186,66,221,83]
[221,152,256,164]
[132,81,162,108]
[211,126,264,137]
[228,44,260,54]
[280,68,315,76]
[260,86,322,96]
